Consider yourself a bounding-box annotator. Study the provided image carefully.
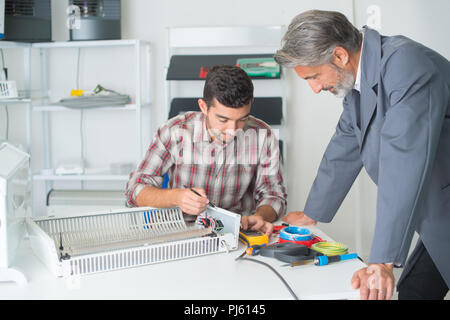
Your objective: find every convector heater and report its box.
[26,206,240,278]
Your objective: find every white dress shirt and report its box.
[353,33,363,92]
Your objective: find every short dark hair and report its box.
[203,65,254,108]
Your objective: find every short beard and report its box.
[330,64,355,98]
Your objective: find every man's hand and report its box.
[174,188,209,215]
[282,211,317,226]
[351,263,395,300]
[241,215,274,236]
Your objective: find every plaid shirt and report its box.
[126,111,287,218]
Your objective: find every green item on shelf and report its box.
[236,57,280,78]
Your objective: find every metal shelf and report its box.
[32,103,144,112]
[33,173,129,181]
[0,98,31,105]
[0,41,32,49]
[32,39,149,49]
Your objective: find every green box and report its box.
[237,57,280,78]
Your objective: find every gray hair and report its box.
[274,10,362,67]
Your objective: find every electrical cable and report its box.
[1,48,9,140]
[235,253,299,300]
[195,214,224,233]
[77,48,85,190]
[80,109,84,163]
[80,108,84,189]
[56,48,130,109]
[56,94,131,109]
[4,105,8,140]
[76,48,81,90]
[311,242,348,256]
[0,48,6,80]
[77,48,84,167]
[279,226,312,242]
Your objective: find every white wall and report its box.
[3,0,450,268]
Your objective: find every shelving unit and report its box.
[0,41,32,152]
[165,26,287,164]
[30,39,152,213]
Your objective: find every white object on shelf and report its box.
[55,158,85,176]
[26,206,240,278]
[0,81,18,99]
[109,162,135,175]
[46,189,127,218]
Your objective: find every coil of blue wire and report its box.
[279,226,313,242]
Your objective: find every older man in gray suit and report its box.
[275,10,450,300]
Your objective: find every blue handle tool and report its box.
[314,253,359,266]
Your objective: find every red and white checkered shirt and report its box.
[126,111,287,218]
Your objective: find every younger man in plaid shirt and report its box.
[126,65,287,235]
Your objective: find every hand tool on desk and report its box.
[184,185,217,209]
[236,241,318,261]
[242,242,359,267]
[238,229,269,255]
[278,249,359,267]
[259,242,321,265]
[313,253,359,266]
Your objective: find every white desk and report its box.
[0,225,365,300]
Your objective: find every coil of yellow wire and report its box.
[311,242,348,256]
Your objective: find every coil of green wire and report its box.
[311,242,348,256]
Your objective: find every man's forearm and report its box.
[136,186,179,208]
[254,205,278,222]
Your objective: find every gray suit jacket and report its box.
[303,27,450,286]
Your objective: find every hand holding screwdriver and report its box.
[172,187,209,215]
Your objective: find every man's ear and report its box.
[332,46,350,67]
[198,98,208,115]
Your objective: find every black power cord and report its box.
[235,252,299,300]
[1,49,9,140]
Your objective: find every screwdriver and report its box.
[314,253,359,266]
[184,185,217,208]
